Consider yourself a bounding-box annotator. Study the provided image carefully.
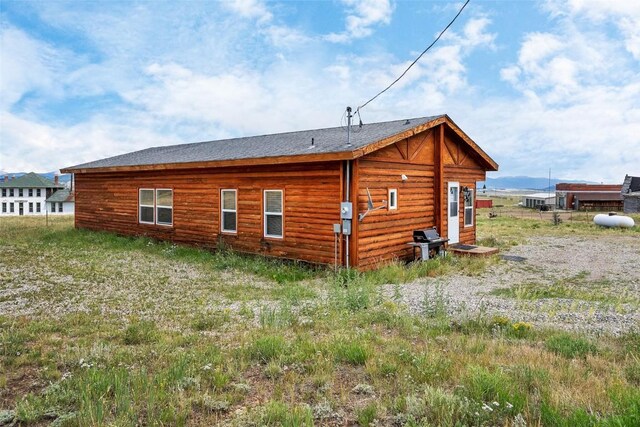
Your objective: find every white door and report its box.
[447,182,459,244]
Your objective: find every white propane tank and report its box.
[593,213,635,228]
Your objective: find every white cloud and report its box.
[224,0,273,23]
[325,0,393,43]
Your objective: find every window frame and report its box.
[2,202,6,213]
[155,188,173,227]
[18,189,23,197]
[9,189,14,197]
[2,189,6,197]
[36,202,41,213]
[10,203,14,213]
[29,202,33,213]
[29,189,33,197]
[138,188,156,225]
[263,189,284,239]
[36,189,41,197]
[220,189,238,234]
[464,189,474,227]
[388,188,398,210]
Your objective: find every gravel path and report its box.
[383,235,640,336]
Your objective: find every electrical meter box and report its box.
[340,202,353,219]
[342,219,351,235]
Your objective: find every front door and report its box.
[447,182,459,244]
[18,203,24,216]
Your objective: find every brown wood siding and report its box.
[74,162,342,264]
[356,126,487,269]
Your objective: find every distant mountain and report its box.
[477,176,598,191]
[0,171,71,184]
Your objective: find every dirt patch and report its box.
[387,235,640,335]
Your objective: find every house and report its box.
[521,193,555,209]
[46,188,75,215]
[555,183,623,211]
[61,115,498,269]
[621,175,640,213]
[0,173,64,216]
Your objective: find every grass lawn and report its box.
[1,215,639,426]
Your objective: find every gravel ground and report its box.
[383,235,640,335]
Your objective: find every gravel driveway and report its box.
[384,235,640,335]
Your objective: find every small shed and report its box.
[62,115,498,269]
[622,175,640,213]
[521,193,555,209]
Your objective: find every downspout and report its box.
[345,107,352,268]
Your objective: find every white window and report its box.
[1,189,5,197]
[29,189,33,197]
[29,202,33,213]
[50,202,56,212]
[9,189,14,197]
[464,189,474,227]
[58,202,63,213]
[221,189,237,233]
[18,189,23,197]
[156,189,173,226]
[264,190,283,238]
[10,203,14,213]
[2,202,5,213]
[388,188,398,210]
[36,189,41,197]
[139,189,155,224]
[36,203,41,213]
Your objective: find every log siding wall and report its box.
[74,162,343,264]
[355,125,487,269]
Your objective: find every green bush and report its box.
[545,334,597,359]
[333,340,369,365]
[122,320,158,345]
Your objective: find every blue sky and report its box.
[1,0,638,182]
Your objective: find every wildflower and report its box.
[482,403,494,412]
[506,402,514,409]
[202,363,212,371]
[493,401,500,406]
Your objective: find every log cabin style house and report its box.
[62,115,498,270]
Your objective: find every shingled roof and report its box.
[46,189,75,203]
[62,115,498,173]
[0,172,63,189]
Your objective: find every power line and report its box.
[355,0,471,115]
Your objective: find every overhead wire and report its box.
[354,0,471,116]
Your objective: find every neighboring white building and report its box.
[521,192,556,209]
[45,188,75,215]
[0,172,65,216]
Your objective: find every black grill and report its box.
[413,227,443,243]
[410,227,449,261]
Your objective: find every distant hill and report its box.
[1,171,71,184]
[477,176,598,191]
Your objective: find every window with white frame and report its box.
[36,202,41,213]
[388,188,398,210]
[29,202,33,213]
[50,202,56,212]
[264,190,283,238]
[2,189,6,197]
[36,189,41,197]
[156,189,173,226]
[2,202,6,213]
[139,189,155,224]
[464,189,474,227]
[18,189,23,197]
[29,189,33,197]
[9,189,14,197]
[10,203,14,213]
[221,189,237,233]
[58,202,63,213]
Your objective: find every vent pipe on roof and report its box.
[346,106,352,146]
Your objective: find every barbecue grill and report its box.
[409,227,449,260]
